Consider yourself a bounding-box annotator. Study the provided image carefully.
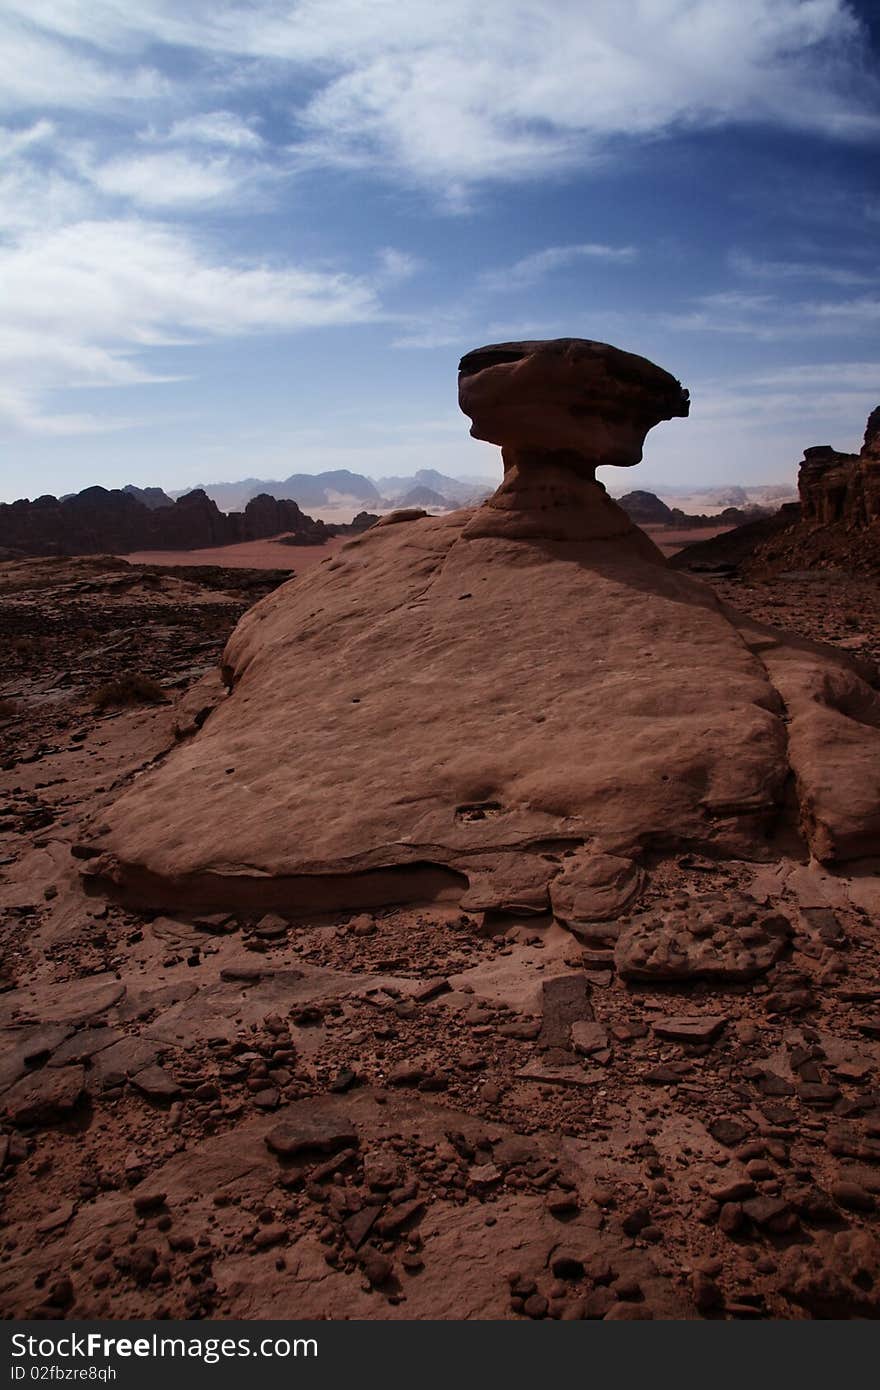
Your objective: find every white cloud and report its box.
[0,2,876,190]
[376,247,423,282]
[0,118,54,156]
[0,11,163,112]
[658,288,880,340]
[391,330,468,350]
[84,150,249,209]
[160,111,263,150]
[730,250,877,287]
[482,242,636,291]
[0,219,381,435]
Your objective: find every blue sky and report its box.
[1,0,878,503]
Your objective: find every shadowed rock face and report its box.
[89,340,880,918]
[798,406,880,528]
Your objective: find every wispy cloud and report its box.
[0,219,382,435]
[482,242,636,292]
[659,288,880,340]
[730,250,877,288]
[376,248,423,283]
[154,111,264,151]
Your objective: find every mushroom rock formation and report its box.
[458,338,688,548]
[87,339,880,920]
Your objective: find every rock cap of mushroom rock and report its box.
[458,338,689,469]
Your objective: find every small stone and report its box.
[708,1178,755,1203]
[253,1087,280,1109]
[545,1189,579,1216]
[523,1293,549,1319]
[691,1272,723,1313]
[621,1206,652,1236]
[130,1066,179,1101]
[830,1181,876,1213]
[266,1108,357,1157]
[709,1117,749,1148]
[47,1276,74,1309]
[253,1224,287,1250]
[653,1015,726,1043]
[363,1252,393,1287]
[718,1202,744,1235]
[133,1191,167,1215]
[387,1060,426,1087]
[469,1162,502,1188]
[411,978,451,1003]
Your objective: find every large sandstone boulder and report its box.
[86,340,880,916]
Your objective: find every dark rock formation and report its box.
[0,487,329,557]
[671,505,801,572]
[619,491,771,529]
[122,485,174,510]
[798,409,880,528]
[617,491,674,524]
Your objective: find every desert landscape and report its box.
[0,337,878,1325]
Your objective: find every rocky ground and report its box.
[1,556,879,1321]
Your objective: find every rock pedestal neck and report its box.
[89,339,880,921]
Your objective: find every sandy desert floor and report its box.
[121,536,346,573]
[120,524,730,573]
[0,552,879,1320]
[642,524,734,558]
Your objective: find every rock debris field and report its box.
[1,340,879,1321]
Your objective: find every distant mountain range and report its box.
[0,487,329,558]
[169,468,497,513]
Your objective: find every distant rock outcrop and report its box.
[673,405,880,576]
[618,490,770,529]
[798,408,880,528]
[617,491,674,524]
[0,487,329,557]
[398,485,450,509]
[179,470,382,512]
